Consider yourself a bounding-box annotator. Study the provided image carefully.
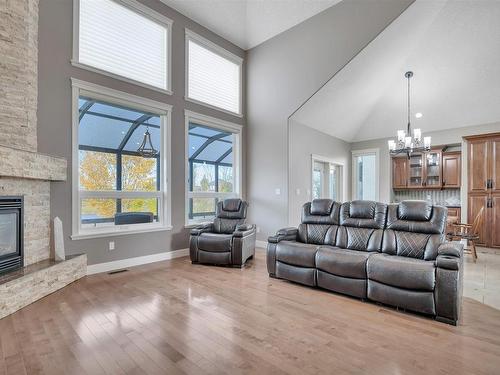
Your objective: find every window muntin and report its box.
[76,0,170,91]
[76,94,166,234]
[186,31,242,115]
[187,122,238,224]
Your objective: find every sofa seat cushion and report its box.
[316,247,372,279]
[276,241,318,267]
[198,233,233,252]
[367,254,436,291]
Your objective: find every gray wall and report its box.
[37,0,245,265]
[246,0,413,240]
[288,121,351,226]
[351,121,500,221]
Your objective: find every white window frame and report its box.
[71,78,172,240]
[351,148,380,201]
[185,29,243,117]
[184,110,243,227]
[311,154,345,202]
[72,0,173,95]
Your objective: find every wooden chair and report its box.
[446,206,484,262]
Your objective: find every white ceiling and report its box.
[160,0,340,50]
[291,0,500,142]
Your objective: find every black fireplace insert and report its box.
[0,197,23,274]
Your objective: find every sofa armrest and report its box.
[190,223,214,236]
[233,224,256,238]
[434,241,464,325]
[268,227,298,243]
[436,242,463,270]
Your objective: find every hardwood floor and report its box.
[1,250,500,375]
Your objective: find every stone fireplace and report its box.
[0,0,86,319]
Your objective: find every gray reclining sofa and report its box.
[267,199,464,325]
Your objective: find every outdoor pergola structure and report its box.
[188,123,233,220]
[78,97,161,224]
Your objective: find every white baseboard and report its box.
[87,248,189,275]
[256,240,267,249]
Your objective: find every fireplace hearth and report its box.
[0,197,23,274]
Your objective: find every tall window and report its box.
[186,30,243,115]
[352,149,379,201]
[73,0,171,92]
[72,80,171,238]
[186,112,242,225]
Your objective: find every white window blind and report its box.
[187,36,242,115]
[78,0,169,90]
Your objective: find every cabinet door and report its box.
[468,194,488,246]
[490,137,500,192]
[468,139,489,193]
[490,193,500,247]
[442,152,461,188]
[392,157,408,189]
[424,150,442,188]
[408,153,424,188]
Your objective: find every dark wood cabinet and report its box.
[442,152,461,188]
[392,157,408,189]
[392,148,457,190]
[465,133,500,247]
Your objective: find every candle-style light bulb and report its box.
[397,130,405,142]
[414,128,422,142]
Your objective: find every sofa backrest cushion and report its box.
[336,201,387,251]
[382,202,447,260]
[298,200,341,245]
[213,199,247,234]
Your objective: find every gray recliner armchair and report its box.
[190,199,256,267]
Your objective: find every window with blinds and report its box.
[76,0,170,91]
[186,31,243,115]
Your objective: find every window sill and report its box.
[71,225,173,241]
[71,60,173,96]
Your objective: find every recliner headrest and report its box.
[398,200,432,221]
[216,199,247,219]
[340,201,387,229]
[310,199,334,215]
[301,200,340,225]
[222,199,242,212]
[386,202,446,234]
[349,200,376,219]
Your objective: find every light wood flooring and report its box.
[1,249,500,375]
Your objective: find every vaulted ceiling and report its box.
[160,0,340,50]
[291,0,500,142]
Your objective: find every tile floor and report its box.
[464,247,500,310]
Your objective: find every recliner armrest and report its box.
[190,222,214,236]
[436,242,463,270]
[233,224,256,238]
[268,227,298,243]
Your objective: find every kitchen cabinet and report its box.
[465,133,500,247]
[392,157,408,189]
[442,152,461,188]
[392,148,451,190]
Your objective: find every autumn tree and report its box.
[79,151,158,220]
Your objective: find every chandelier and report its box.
[388,71,431,156]
[137,119,158,158]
